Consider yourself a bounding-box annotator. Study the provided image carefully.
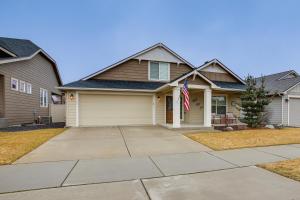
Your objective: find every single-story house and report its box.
[256,70,300,127]
[0,37,63,126]
[59,43,246,128]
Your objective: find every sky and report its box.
[1,0,300,84]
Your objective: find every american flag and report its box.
[182,79,190,111]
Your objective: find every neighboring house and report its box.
[0,37,63,126]
[256,70,300,127]
[59,43,245,128]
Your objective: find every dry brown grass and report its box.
[259,158,300,182]
[185,128,300,150]
[0,128,66,165]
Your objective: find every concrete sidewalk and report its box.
[1,144,300,197]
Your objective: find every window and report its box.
[11,78,18,91]
[212,96,226,115]
[19,80,26,93]
[149,61,170,81]
[40,88,48,107]
[26,83,32,94]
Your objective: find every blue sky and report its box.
[1,0,300,84]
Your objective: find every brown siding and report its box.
[200,71,238,82]
[179,75,209,86]
[93,59,192,82]
[0,53,61,125]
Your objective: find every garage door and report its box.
[289,98,300,127]
[79,94,153,126]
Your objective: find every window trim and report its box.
[212,95,227,115]
[148,61,170,81]
[26,83,32,94]
[19,80,26,93]
[40,88,48,108]
[11,77,19,91]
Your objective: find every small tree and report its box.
[241,75,271,128]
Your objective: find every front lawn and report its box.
[185,128,300,150]
[0,128,66,165]
[259,158,300,182]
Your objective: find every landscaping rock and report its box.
[223,126,234,131]
[265,125,275,129]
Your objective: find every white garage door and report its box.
[289,98,300,127]
[79,94,153,126]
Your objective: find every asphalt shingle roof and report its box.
[212,81,246,90]
[255,70,300,94]
[63,79,166,90]
[0,37,40,58]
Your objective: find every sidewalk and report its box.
[0,144,300,199]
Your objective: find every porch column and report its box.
[204,88,212,127]
[173,86,181,128]
[152,94,156,125]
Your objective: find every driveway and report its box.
[16,126,210,163]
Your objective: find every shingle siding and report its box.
[0,53,61,125]
[265,96,283,125]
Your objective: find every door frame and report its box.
[165,94,184,124]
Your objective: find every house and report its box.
[59,43,246,128]
[256,70,300,127]
[0,37,63,126]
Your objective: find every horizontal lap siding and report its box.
[66,91,76,127]
[200,71,238,82]
[265,96,282,125]
[0,54,61,125]
[285,84,300,125]
[184,92,204,124]
[93,59,192,82]
[156,92,165,125]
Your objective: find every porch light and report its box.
[285,98,289,103]
[69,93,74,100]
[157,96,161,102]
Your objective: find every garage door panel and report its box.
[289,98,300,127]
[79,94,152,126]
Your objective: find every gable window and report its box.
[11,78,18,91]
[19,80,26,93]
[149,61,170,81]
[26,83,32,94]
[212,96,226,115]
[40,88,48,107]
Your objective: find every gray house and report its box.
[0,37,63,126]
[256,70,300,127]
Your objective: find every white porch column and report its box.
[173,86,181,128]
[152,94,156,125]
[203,88,212,127]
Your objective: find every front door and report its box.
[166,96,173,123]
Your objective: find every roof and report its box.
[0,37,62,85]
[212,81,246,91]
[61,79,166,91]
[82,43,195,80]
[197,59,246,84]
[255,70,300,94]
[0,37,40,58]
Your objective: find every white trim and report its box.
[19,80,26,93]
[76,91,79,127]
[197,59,246,84]
[203,89,212,127]
[10,77,18,91]
[287,95,300,126]
[283,81,300,94]
[172,86,181,128]
[40,88,48,108]
[169,70,218,88]
[0,49,63,85]
[0,47,17,57]
[82,43,195,81]
[278,70,299,80]
[148,61,170,82]
[281,95,284,124]
[212,94,228,115]
[178,84,210,90]
[152,94,156,125]
[26,83,32,94]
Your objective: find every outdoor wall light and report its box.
[157,96,161,102]
[69,93,74,100]
[285,98,289,103]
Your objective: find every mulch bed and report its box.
[0,122,65,132]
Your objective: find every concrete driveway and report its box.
[16,126,210,163]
